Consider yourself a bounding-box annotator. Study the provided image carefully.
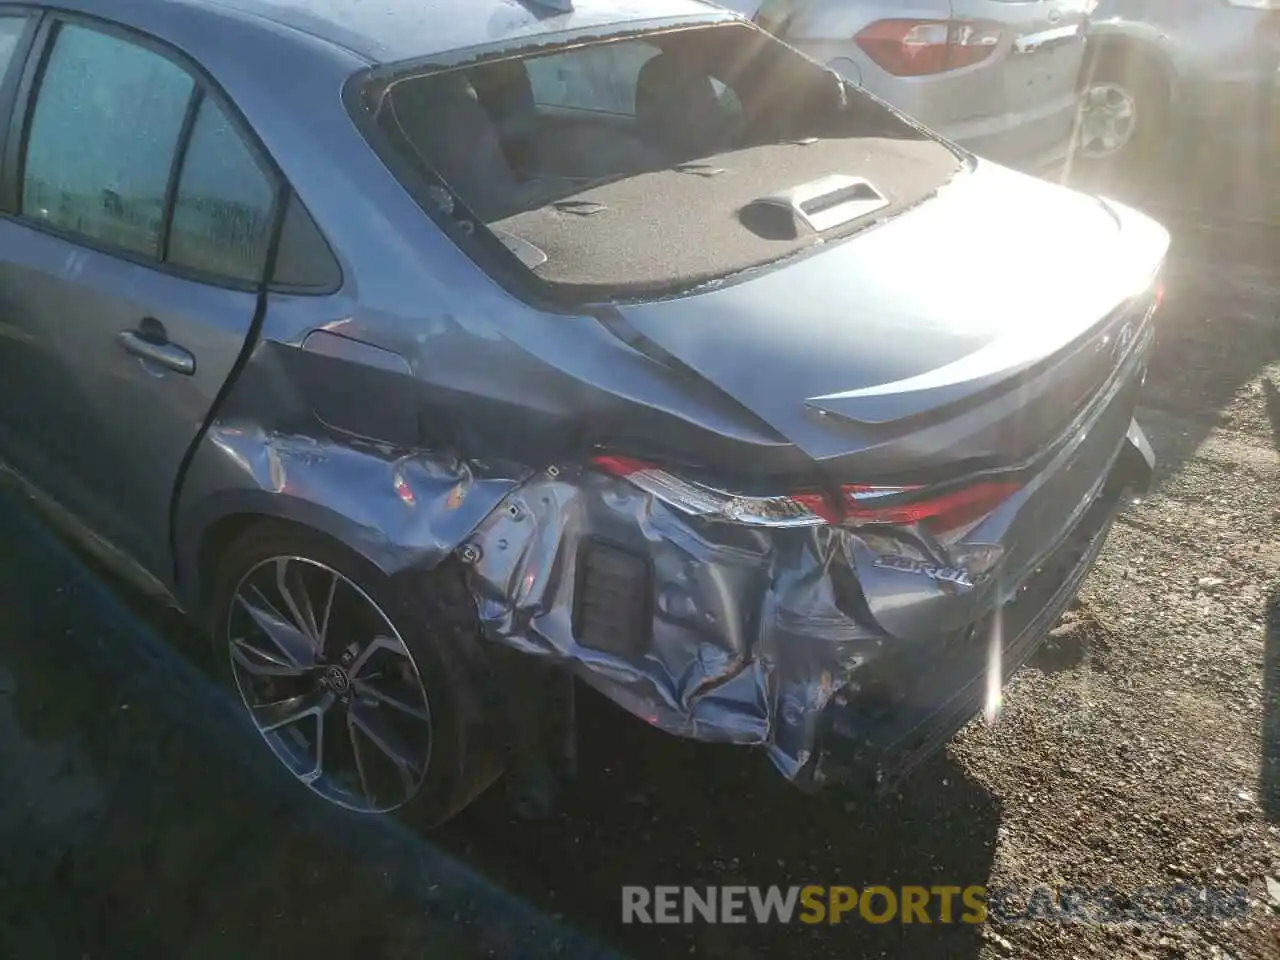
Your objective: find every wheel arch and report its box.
[171,426,527,620]
[1083,32,1180,110]
[179,484,518,624]
[183,494,403,620]
[202,500,508,823]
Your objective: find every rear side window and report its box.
[21,24,193,257]
[168,96,277,283]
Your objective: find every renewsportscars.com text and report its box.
[621,885,1251,925]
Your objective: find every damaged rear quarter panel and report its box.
[169,162,811,629]
[173,280,892,780]
[463,468,890,779]
[165,157,913,784]
[163,24,977,780]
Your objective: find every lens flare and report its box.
[984,610,1004,726]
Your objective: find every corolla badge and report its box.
[872,554,985,588]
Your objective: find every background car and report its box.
[1079,0,1280,177]
[714,0,1095,175]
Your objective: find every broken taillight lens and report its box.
[590,456,1020,532]
[589,455,835,527]
[854,19,1001,77]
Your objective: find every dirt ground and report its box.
[953,212,1280,960]
[1,174,1278,959]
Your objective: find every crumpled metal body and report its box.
[461,467,884,780]
[197,424,527,573]
[177,423,882,778]
[173,410,1148,789]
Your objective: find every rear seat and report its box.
[466,60,663,180]
[386,72,532,221]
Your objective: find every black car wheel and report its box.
[1075,47,1169,169]
[209,521,501,825]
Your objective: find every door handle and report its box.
[117,328,196,375]
[1013,24,1080,55]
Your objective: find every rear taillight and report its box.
[590,456,1020,532]
[842,481,1021,533]
[590,455,834,527]
[854,19,1001,77]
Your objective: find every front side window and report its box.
[22,24,193,257]
[168,96,277,283]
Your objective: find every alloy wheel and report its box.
[1077,81,1138,160]
[226,556,433,813]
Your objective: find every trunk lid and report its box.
[608,161,1167,474]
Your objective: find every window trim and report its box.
[159,84,204,263]
[164,90,293,287]
[0,9,338,296]
[0,7,40,172]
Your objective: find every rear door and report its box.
[0,16,278,580]
[949,0,1090,150]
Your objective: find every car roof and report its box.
[193,0,730,64]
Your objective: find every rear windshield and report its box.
[358,21,963,301]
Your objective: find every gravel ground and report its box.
[951,215,1280,959]
[0,181,1277,960]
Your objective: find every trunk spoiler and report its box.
[804,336,1051,426]
[806,279,1160,427]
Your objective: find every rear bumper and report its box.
[799,419,1153,792]
[464,402,1154,791]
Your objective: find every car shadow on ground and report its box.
[1264,587,1280,824]
[1259,380,1280,823]
[0,485,1000,960]
[0,493,624,960]
[439,690,999,958]
[1262,376,1280,438]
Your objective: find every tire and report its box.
[208,520,503,826]
[1074,45,1169,176]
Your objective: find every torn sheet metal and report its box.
[193,425,527,575]
[461,466,886,780]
